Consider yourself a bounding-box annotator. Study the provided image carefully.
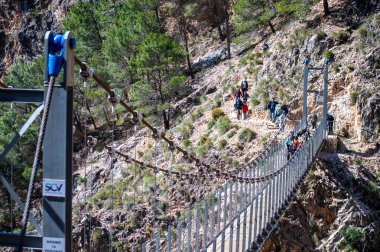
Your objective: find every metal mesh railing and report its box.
[137,120,326,251]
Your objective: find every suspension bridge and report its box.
[0,31,331,252]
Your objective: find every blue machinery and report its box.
[0,30,329,251]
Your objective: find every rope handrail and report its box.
[73,127,203,179]
[74,57,300,181]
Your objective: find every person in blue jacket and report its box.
[267,99,280,122]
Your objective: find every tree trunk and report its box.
[184,30,193,79]
[268,20,276,34]
[162,111,170,130]
[217,25,225,41]
[177,0,193,78]
[323,0,330,16]
[224,0,231,59]
[74,111,83,133]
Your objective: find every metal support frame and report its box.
[0,88,44,103]
[303,61,329,127]
[0,31,75,250]
[42,31,74,252]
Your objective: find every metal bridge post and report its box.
[220,181,228,252]
[302,63,309,126]
[322,62,329,126]
[248,167,254,248]
[187,211,193,252]
[253,167,259,244]
[42,31,74,252]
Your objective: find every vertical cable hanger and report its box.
[108,91,119,252]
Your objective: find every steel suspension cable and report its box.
[18,76,56,251]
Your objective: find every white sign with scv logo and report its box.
[43,179,65,197]
[43,237,65,252]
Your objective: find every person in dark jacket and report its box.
[311,114,318,130]
[240,78,248,97]
[327,114,334,135]
[234,86,242,100]
[267,100,280,122]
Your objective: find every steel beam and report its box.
[42,31,74,252]
[0,233,42,248]
[302,65,308,126]
[0,88,44,103]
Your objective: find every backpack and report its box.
[242,104,248,113]
[234,98,243,110]
[292,140,298,151]
[241,80,248,90]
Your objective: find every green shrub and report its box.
[198,135,209,145]
[260,133,271,147]
[354,158,362,166]
[332,30,350,42]
[183,139,190,147]
[216,116,231,135]
[238,128,257,143]
[212,108,225,120]
[229,160,239,169]
[195,142,210,158]
[177,120,194,139]
[251,97,260,107]
[358,25,367,38]
[276,42,285,49]
[340,226,365,250]
[78,177,87,184]
[311,28,327,39]
[323,50,335,60]
[207,119,216,129]
[350,89,359,106]
[217,139,228,150]
[367,181,378,197]
[347,65,355,72]
[191,107,205,120]
[333,65,340,73]
[227,130,236,139]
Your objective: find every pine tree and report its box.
[275,0,310,17]
[233,0,277,35]
[128,33,187,129]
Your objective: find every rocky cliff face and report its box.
[0,0,74,75]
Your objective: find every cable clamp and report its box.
[88,68,94,78]
[168,141,176,151]
[108,90,121,105]
[79,62,89,79]
[87,136,98,146]
[152,128,160,139]
[132,110,143,123]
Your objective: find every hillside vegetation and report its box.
[0,0,379,251]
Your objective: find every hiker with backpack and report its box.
[281,103,289,116]
[240,78,249,97]
[262,43,269,51]
[234,86,242,100]
[311,114,317,130]
[267,99,280,122]
[327,114,334,135]
[285,130,295,160]
[276,110,286,130]
[234,97,243,119]
[233,86,243,119]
